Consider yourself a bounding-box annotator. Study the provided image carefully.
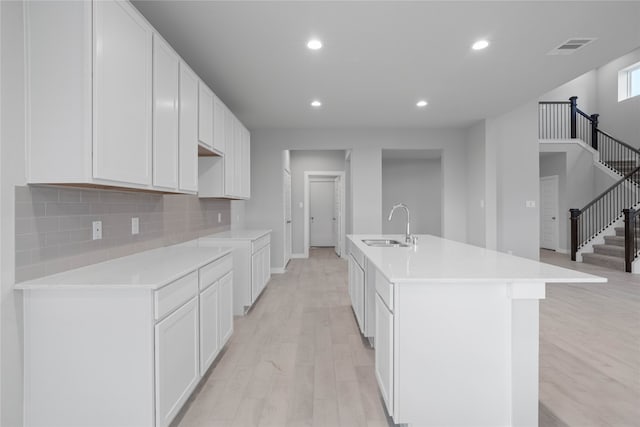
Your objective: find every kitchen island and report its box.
[347,234,605,427]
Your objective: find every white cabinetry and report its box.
[375,292,394,415]
[348,242,374,339]
[26,0,157,190]
[155,297,199,427]
[199,230,271,315]
[152,35,179,190]
[19,248,234,427]
[198,106,251,199]
[178,64,199,193]
[349,254,365,333]
[198,82,214,151]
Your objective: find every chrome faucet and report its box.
[388,203,413,244]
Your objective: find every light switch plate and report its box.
[526,200,536,208]
[92,221,102,240]
[218,212,222,223]
[131,217,139,235]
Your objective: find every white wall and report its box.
[486,101,541,260]
[381,158,442,236]
[289,150,345,254]
[245,128,468,270]
[1,2,25,425]
[465,121,487,247]
[596,48,640,149]
[540,70,598,115]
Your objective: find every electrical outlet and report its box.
[131,217,139,235]
[299,202,303,209]
[480,199,485,208]
[92,221,102,240]
[217,212,222,223]
[525,200,536,208]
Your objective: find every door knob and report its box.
[552,217,556,220]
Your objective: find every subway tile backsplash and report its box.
[15,186,231,282]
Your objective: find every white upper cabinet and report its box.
[213,96,226,154]
[179,64,199,193]
[198,82,214,151]
[93,0,152,186]
[25,0,250,197]
[152,35,180,191]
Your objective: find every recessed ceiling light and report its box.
[416,100,428,107]
[310,100,322,107]
[307,39,322,50]
[472,40,489,50]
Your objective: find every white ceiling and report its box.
[132,1,640,130]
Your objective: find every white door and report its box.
[283,170,292,266]
[333,178,341,256]
[309,180,335,247]
[152,36,179,191]
[93,0,152,186]
[540,176,559,250]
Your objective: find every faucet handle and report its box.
[411,235,418,246]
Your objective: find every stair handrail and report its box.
[623,208,639,273]
[570,165,640,260]
[597,128,640,156]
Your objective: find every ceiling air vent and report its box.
[548,38,597,55]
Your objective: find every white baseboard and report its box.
[271,267,286,274]
[555,248,569,255]
[291,253,307,259]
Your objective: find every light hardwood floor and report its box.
[175,248,639,427]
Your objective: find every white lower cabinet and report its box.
[348,246,368,336]
[199,282,220,375]
[374,293,394,417]
[155,297,200,427]
[199,231,271,316]
[20,251,233,427]
[219,272,234,345]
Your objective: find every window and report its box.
[618,62,640,101]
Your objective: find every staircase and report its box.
[583,225,637,270]
[539,96,640,272]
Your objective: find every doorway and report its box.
[540,175,559,251]
[283,169,292,267]
[304,171,345,258]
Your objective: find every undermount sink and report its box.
[362,239,409,248]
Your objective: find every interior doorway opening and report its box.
[304,171,345,258]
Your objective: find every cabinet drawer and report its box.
[199,254,233,291]
[252,234,270,253]
[375,269,393,312]
[155,271,198,321]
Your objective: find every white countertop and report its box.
[15,245,232,290]
[199,229,271,241]
[348,234,606,284]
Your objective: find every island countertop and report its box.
[348,234,606,284]
[15,245,232,290]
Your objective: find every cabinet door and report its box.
[218,272,234,347]
[155,297,199,427]
[213,96,226,154]
[224,109,235,196]
[375,294,394,417]
[234,120,243,198]
[199,282,219,375]
[179,64,198,192]
[152,36,179,191]
[262,245,271,293]
[243,127,251,198]
[198,82,214,149]
[251,251,260,304]
[93,0,152,186]
[355,262,365,333]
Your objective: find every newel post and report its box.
[570,208,580,261]
[569,96,578,139]
[591,113,599,150]
[624,208,635,273]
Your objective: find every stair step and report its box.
[604,235,625,247]
[615,226,640,236]
[593,244,625,257]
[582,253,625,271]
